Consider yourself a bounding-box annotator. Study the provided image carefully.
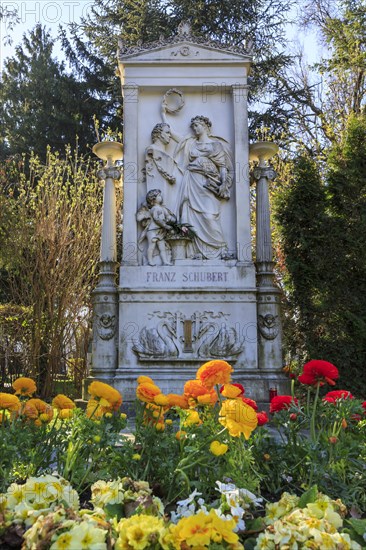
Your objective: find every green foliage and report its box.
[274,114,366,395]
[0,24,104,158]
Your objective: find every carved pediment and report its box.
[118,22,252,64]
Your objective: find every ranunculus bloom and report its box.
[88,381,122,410]
[256,411,269,426]
[52,394,75,410]
[196,360,233,390]
[184,379,210,398]
[220,384,243,398]
[323,390,354,404]
[154,393,169,407]
[166,393,189,409]
[182,410,202,427]
[23,398,53,426]
[12,377,37,397]
[219,399,258,439]
[298,360,339,386]
[269,395,298,413]
[220,382,245,397]
[137,375,154,384]
[240,396,258,411]
[136,382,162,403]
[196,391,218,406]
[0,392,21,412]
[210,440,228,456]
[362,401,366,411]
[86,398,113,419]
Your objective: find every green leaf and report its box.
[104,503,124,521]
[298,485,318,508]
[345,518,366,537]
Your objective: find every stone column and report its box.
[250,142,282,372]
[90,142,123,382]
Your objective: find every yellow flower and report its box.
[68,522,107,549]
[209,508,240,545]
[165,419,173,425]
[196,360,233,389]
[12,377,37,397]
[210,440,228,456]
[93,435,101,443]
[0,392,20,412]
[220,384,243,398]
[52,394,75,411]
[88,381,122,410]
[154,393,169,407]
[155,421,165,431]
[120,413,127,420]
[59,409,73,419]
[219,399,258,439]
[182,410,201,427]
[173,511,212,548]
[115,514,165,550]
[132,453,141,460]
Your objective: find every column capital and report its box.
[253,165,276,181]
[97,167,122,181]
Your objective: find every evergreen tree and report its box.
[63,0,294,139]
[275,113,366,394]
[0,24,109,159]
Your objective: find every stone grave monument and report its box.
[88,23,288,405]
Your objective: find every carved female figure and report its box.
[165,113,233,259]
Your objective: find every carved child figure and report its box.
[137,189,177,266]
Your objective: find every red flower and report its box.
[256,411,269,426]
[219,382,245,396]
[362,401,366,411]
[240,396,258,411]
[323,390,354,404]
[298,360,339,386]
[270,395,298,413]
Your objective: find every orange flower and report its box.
[23,398,53,426]
[52,394,75,411]
[184,380,209,398]
[88,381,122,410]
[12,377,37,397]
[137,375,154,384]
[166,393,189,409]
[0,392,21,412]
[219,399,257,439]
[196,360,233,389]
[175,430,187,440]
[197,391,218,406]
[136,382,162,403]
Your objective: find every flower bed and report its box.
[0,360,365,548]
